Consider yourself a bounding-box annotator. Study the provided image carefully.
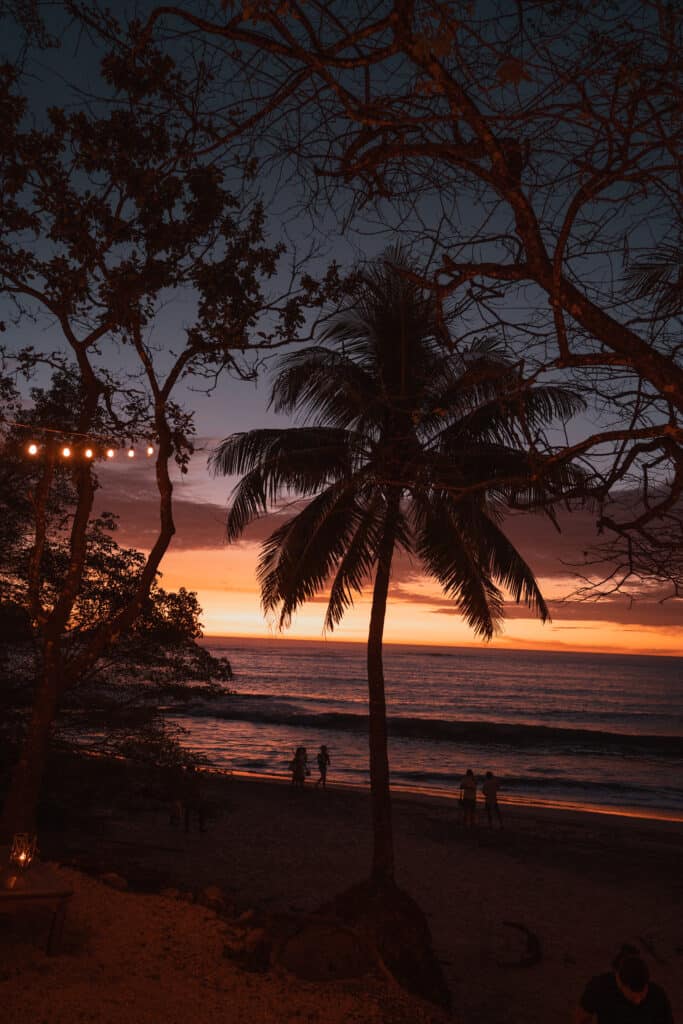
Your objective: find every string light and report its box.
[3,418,157,462]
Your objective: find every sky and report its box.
[95,391,683,657]
[4,3,682,658]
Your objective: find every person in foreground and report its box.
[575,945,674,1023]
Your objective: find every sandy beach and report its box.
[1,766,681,1023]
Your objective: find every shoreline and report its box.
[206,766,683,825]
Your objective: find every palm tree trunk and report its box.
[366,495,399,885]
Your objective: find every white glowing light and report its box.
[106,448,115,459]
[146,445,154,456]
[127,447,135,458]
[84,448,94,459]
[28,443,39,456]
[61,446,71,458]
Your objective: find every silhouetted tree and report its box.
[134,0,683,590]
[0,39,326,837]
[211,250,584,883]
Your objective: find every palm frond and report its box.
[257,479,368,628]
[411,495,503,639]
[474,512,549,621]
[211,247,581,645]
[210,428,355,539]
[624,245,683,317]
[324,493,386,630]
[270,347,378,427]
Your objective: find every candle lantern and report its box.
[9,832,38,871]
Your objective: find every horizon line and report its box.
[199,632,681,660]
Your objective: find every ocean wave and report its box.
[175,699,682,754]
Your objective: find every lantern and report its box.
[9,832,37,871]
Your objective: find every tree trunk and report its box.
[366,497,398,885]
[0,640,60,840]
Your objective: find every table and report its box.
[0,856,74,955]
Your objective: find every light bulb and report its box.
[146,445,154,456]
[127,447,135,458]
[61,446,71,458]
[106,448,115,459]
[84,448,94,459]
[28,443,39,456]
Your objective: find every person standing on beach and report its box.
[575,945,673,1024]
[482,770,503,828]
[316,745,331,788]
[290,746,308,788]
[459,769,477,827]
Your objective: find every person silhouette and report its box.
[482,770,502,827]
[290,746,308,788]
[316,745,330,788]
[459,769,477,827]
[575,945,673,1023]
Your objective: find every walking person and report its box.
[315,745,330,788]
[459,768,477,828]
[575,944,673,1023]
[482,770,503,828]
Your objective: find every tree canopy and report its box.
[0,24,329,834]
[133,0,682,593]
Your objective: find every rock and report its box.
[277,921,374,981]
[243,927,267,952]
[197,885,225,911]
[99,872,128,891]
[495,921,542,968]
[322,879,452,1011]
[223,930,271,974]
[223,938,246,958]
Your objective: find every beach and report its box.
[1,766,681,1023]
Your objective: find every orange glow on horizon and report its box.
[156,546,682,658]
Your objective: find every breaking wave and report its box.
[176,696,682,755]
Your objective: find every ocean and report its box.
[169,637,683,820]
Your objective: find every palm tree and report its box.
[210,249,583,886]
[625,244,683,319]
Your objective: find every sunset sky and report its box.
[97,375,682,658]
[4,7,681,660]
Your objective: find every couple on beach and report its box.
[290,745,330,789]
[459,769,502,828]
